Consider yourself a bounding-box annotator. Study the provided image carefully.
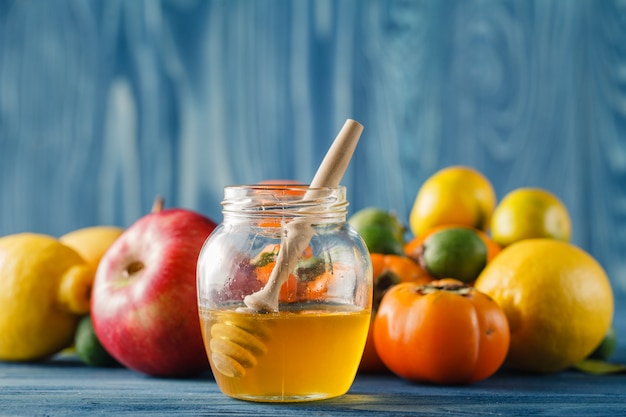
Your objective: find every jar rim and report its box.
[221,184,348,218]
[224,183,345,190]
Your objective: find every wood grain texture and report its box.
[0,0,625,301]
[1,355,626,416]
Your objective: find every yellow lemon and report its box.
[409,166,496,237]
[60,226,124,272]
[474,239,613,373]
[0,233,93,361]
[490,187,571,247]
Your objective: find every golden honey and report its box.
[200,304,370,402]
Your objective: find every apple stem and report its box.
[152,196,164,213]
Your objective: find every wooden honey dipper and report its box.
[244,119,364,312]
[209,119,364,378]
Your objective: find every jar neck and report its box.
[221,185,348,223]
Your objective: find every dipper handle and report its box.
[309,120,364,189]
[243,119,364,312]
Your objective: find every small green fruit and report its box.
[421,227,487,283]
[348,207,405,255]
[588,326,617,361]
[75,315,120,367]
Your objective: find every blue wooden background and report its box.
[1,0,625,305]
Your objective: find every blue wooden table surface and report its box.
[1,354,625,416]
[2,311,625,417]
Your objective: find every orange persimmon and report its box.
[370,253,433,310]
[359,253,433,373]
[373,279,510,384]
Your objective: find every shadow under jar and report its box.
[197,185,372,403]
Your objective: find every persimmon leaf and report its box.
[572,359,626,375]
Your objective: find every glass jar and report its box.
[197,185,372,402]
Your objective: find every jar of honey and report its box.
[197,184,372,402]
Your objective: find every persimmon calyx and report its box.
[417,282,472,296]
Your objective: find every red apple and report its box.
[91,199,217,378]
